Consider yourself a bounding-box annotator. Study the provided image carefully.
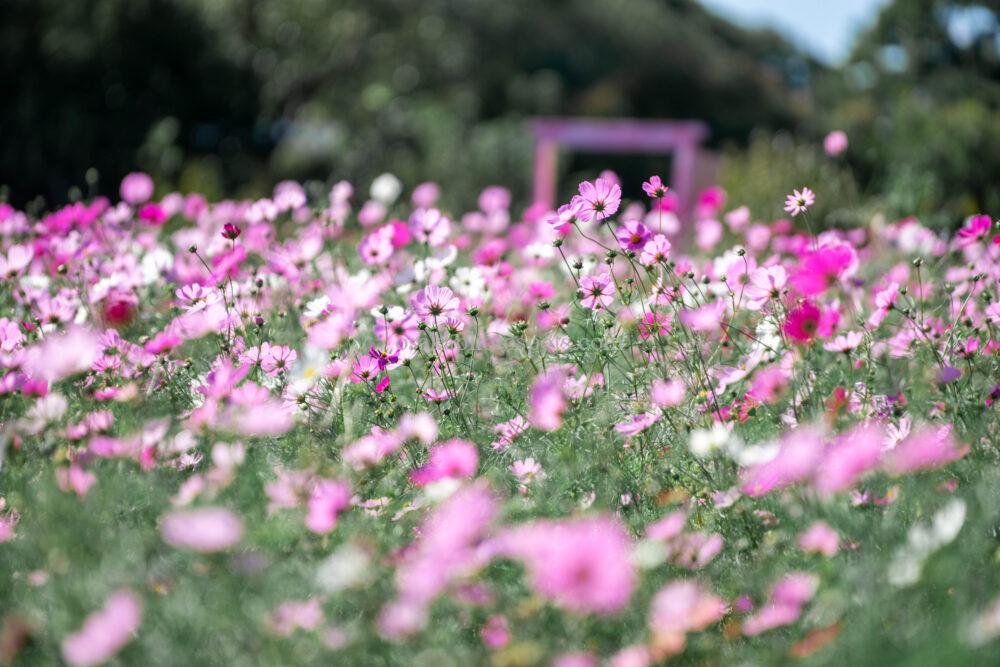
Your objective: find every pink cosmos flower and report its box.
[798,521,840,557]
[119,172,154,204]
[410,439,479,486]
[510,457,544,486]
[546,198,585,230]
[380,482,498,639]
[411,182,440,208]
[882,423,968,475]
[784,187,815,217]
[0,244,32,279]
[409,208,451,246]
[529,368,568,432]
[823,130,849,156]
[741,426,826,497]
[744,265,787,311]
[651,378,685,408]
[823,331,863,353]
[260,343,297,376]
[791,244,855,296]
[743,572,818,636]
[748,365,790,404]
[642,175,668,199]
[305,479,352,534]
[813,422,884,495]
[614,412,661,438]
[648,580,726,658]
[615,220,650,251]
[784,300,835,343]
[492,415,530,450]
[161,507,244,553]
[577,178,622,222]
[639,234,672,266]
[61,590,143,667]
[679,300,726,333]
[955,214,991,248]
[410,284,460,321]
[23,326,101,383]
[498,515,635,615]
[481,614,510,649]
[266,599,324,637]
[0,504,19,543]
[578,273,614,311]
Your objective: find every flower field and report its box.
[2,170,1000,666]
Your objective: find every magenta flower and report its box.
[577,177,622,222]
[791,244,855,296]
[955,214,992,248]
[221,222,242,240]
[615,219,650,251]
[783,300,826,343]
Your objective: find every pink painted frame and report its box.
[529,117,709,216]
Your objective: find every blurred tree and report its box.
[815,0,1000,228]
[0,0,811,209]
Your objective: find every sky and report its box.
[699,0,892,64]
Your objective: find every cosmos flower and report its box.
[577,178,622,222]
[783,187,815,217]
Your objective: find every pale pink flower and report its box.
[305,479,352,534]
[741,425,826,497]
[798,521,840,557]
[882,423,968,475]
[578,273,614,311]
[266,599,324,637]
[577,177,622,222]
[61,590,142,667]
[813,422,884,495]
[651,378,685,408]
[410,439,479,486]
[529,368,568,432]
[639,234,672,266]
[119,172,154,204]
[784,187,815,217]
[743,572,818,636]
[744,265,787,311]
[497,515,634,615]
[161,507,244,553]
[510,457,544,485]
[824,331,863,353]
[410,284,460,321]
[823,130,849,156]
[648,580,726,657]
